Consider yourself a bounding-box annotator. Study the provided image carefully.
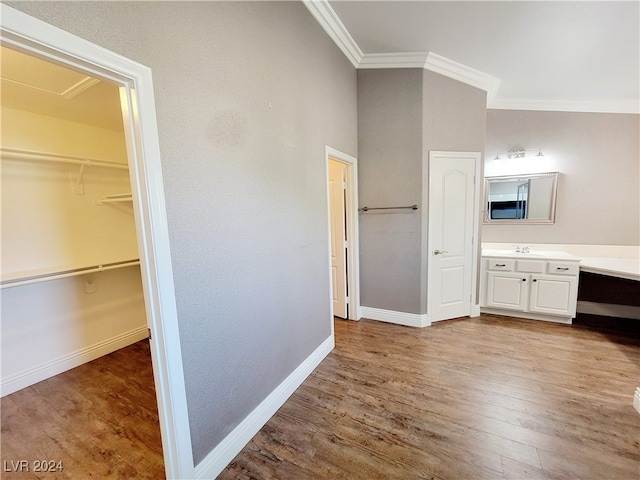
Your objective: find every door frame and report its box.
[0,5,194,478]
[424,151,482,322]
[325,146,360,323]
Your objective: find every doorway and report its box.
[1,5,192,478]
[326,147,360,322]
[426,151,481,323]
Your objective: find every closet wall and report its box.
[1,104,148,396]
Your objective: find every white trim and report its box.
[305,1,637,115]
[302,0,362,68]
[1,327,149,397]
[424,52,501,105]
[326,146,361,321]
[634,387,640,415]
[489,97,640,115]
[194,335,334,479]
[359,52,429,69]
[0,5,194,478]
[360,306,430,328]
[577,301,640,320]
[354,51,504,106]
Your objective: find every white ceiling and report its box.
[0,46,124,131]
[2,2,637,120]
[324,0,639,113]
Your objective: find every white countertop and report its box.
[579,257,640,281]
[482,249,581,261]
[482,243,640,282]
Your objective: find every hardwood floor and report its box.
[221,314,640,479]
[2,316,638,479]
[1,341,164,479]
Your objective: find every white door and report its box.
[427,152,478,322]
[329,160,348,319]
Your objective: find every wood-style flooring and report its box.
[221,314,640,479]
[1,341,164,479]
[2,315,639,479]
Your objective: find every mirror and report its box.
[484,172,558,224]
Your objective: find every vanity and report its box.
[480,249,582,324]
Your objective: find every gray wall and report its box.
[358,69,486,315]
[421,71,487,310]
[484,110,639,245]
[358,69,424,313]
[8,1,358,465]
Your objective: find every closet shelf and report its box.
[99,193,133,205]
[1,147,129,170]
[1,259,140,289]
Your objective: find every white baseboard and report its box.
[634,387,640,415]
[194,335,334,479]
[471,304,481,317]
[360,306,430,328]
[1,326,149,397]
[577,301,640,320]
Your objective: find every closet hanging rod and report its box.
[0,147,129,170]
[0,259,140,289]
[360,204,419,212]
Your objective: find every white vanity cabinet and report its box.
[481,250,581,323]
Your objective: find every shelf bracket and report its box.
[70,163,86,195]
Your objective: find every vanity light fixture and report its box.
[493,148,544,160]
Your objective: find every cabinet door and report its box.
[486,272,528,311]
[529,275,578,316]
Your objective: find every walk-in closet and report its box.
[1,46,164,475]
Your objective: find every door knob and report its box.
[433,249,448,255]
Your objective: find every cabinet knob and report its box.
[522,278,526,281]
[532,279,537,282]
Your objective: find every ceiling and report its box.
[0,46,124,131]
[2,2,637,120]
[323,0,639,113]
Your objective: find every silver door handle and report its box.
[433,249,448,255]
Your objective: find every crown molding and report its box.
[304,0,638,114]
[302,0,362,68]
[489,97,640,114]
[359,52,428,69]
[424,52,501,104]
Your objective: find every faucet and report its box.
[513,245,521,253]
[521,246,530,253]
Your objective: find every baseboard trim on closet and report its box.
[634,387,640,415]
[194,334,334,479]
[1,326,149,397]
[360,306,430,328]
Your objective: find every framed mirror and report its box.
[483,172,558,224]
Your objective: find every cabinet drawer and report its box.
[547,261,579,275]
[516,260,545,273]
[487,259,514,271]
